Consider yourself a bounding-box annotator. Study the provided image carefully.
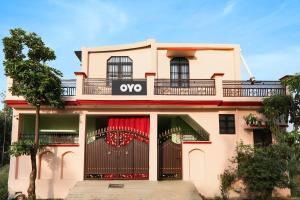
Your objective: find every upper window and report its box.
[219,114,235,134]
[107,56,133,81]
[170,57,189,87]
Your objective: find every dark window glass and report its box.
[253,129,272,147]
[219,114,235,134]
[170,57,189,87]
[107,56,133,85]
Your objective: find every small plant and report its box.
[220,169,236,200]
[244,113,263,126]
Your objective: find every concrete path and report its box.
[65,180,202,200]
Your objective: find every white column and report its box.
[149,113,158,181]
[78,112,86,181]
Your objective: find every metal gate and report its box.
[158,127,182,180]
[84,127,149,180]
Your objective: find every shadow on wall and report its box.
[38,149,76,197]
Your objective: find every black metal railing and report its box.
[19,132,79,144]
[223,80,286,97]
[154,79,216,95]
[83,78,112,95]
[61,79,76,96]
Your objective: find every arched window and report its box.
[170,57,189,87]
[107,56,133,81]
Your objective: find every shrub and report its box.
[234,143,289,200]
[220,169,236,200]
[0,165,9,200]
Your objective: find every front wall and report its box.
[157,50,240,80]
[9,147,80,199]
[87,47,152,79]
[8,108,265,199]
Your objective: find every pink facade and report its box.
[6,40,289,198]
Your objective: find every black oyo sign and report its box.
[112,80,147,95]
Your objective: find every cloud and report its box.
[47,0,129,42]
[243,46,300,80]
[223,0,236,15]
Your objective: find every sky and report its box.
[0,0,300,93]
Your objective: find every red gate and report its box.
[158,127,182,180]
[84,127,149,180]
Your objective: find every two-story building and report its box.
[6,39,287,199]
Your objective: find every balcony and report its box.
[61,79,76,96]
[222,81,286,97]
[83,78,112,95]
[7,76,287,103]
[154,79,216,95]
[19,131,79,145]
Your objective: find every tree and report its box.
[0,92,12,167]
[258,74,300,196]
[3,28,64,199]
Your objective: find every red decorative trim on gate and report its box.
[183,141,212,144]
[74,71,87,78]
[210,73,224,79]
[6,99,264,107]
[145,72,156,78]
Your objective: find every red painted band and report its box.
[6,100,264,107]
[145,72,156,78]
[74,72,87,78]
[211,73,225,79]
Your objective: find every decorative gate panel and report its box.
[85,127,149,180]
[158,128,182,180]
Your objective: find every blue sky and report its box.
[0,0,300,92]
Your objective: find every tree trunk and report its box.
[27,146,37,200]
[28,105,40,200]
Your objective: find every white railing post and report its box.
[211,73,224,99]
[74,72,87,98]
[145,72,156,98]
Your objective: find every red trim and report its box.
[183,141,212,144]
[145,72,156,78]
[76,100,222,106]
[74,72,87,78]
[6,99,264,107]
[157,47,234,51]
[6,100,28,106]
[45,144,79,147]
[211,73,225,79]
[220,101,262,106]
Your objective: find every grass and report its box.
[0,165,9,200]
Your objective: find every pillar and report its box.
[149,113,158,181]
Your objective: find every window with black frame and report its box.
[170,57,189,87]
[219,114,235,134]
[107,56,133,85]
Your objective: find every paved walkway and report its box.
[65,180,202,200]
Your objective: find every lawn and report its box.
[0,165,9,200]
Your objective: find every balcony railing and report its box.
[62,79,76,96]
[222,81,286,97]
[154,79,216,95]
[83,78,112,95]
[19,132,79,144]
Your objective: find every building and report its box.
[6,39,287,199]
